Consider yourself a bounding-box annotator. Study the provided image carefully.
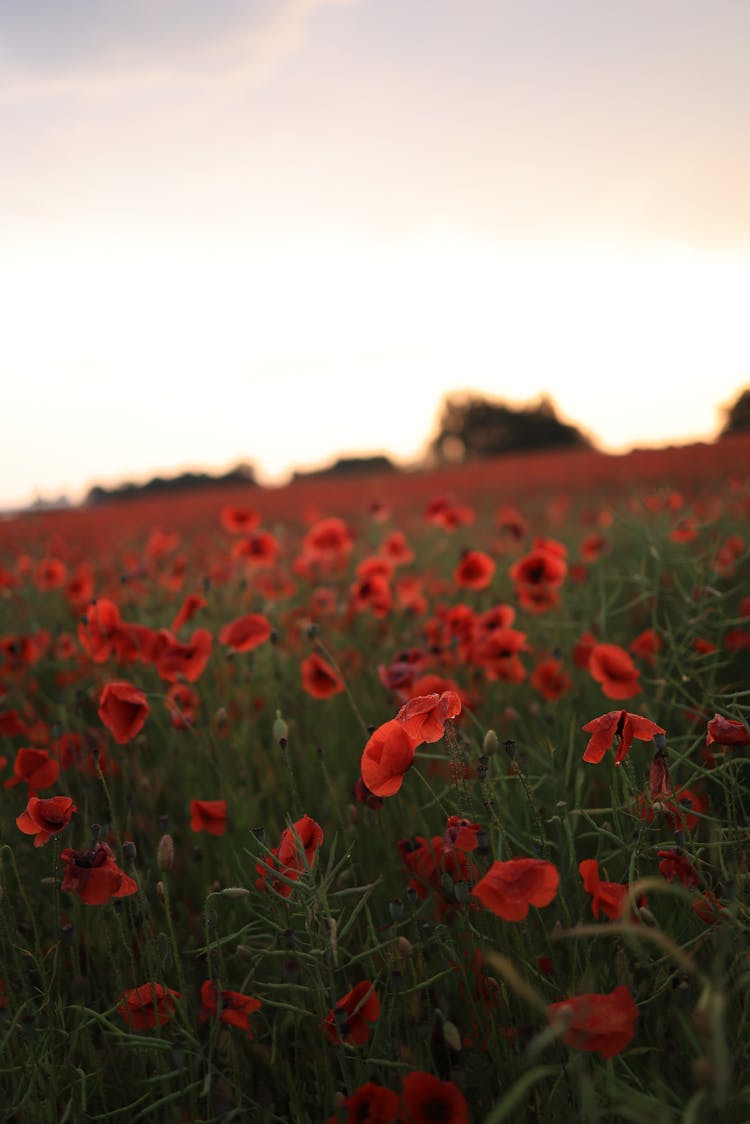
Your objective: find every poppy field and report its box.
[0,436,749,1123]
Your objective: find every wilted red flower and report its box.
[361,720,419,797]
[401,1071,470,1124]
[706,714,749,747]
[190,800,228,836]
[531,658,572,701]
[199,979,262,1037]
[649,749,671,798]
[338,1082,400,1124]
[579,859,642,921]
[454,549,495,590]
[323,980,380,1046]
[396,691,462,744]
[16,795,77,846]
[658,849,699,887]
[546,985,638,1058]
[61,841,138,905]
[471,858,559,921]
[98,681,149,744]
[117,982,180,1029]
[582,710,665,766]
[219,613,272,653]
[3,747,60,794]
[301,654,344,699]
[588,644,641,699]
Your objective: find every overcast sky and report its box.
[2,0,749,508]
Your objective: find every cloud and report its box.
[0,0,356,100]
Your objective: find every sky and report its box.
[2,0,750,509]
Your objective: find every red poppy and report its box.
[629,628,662,667]
[221,505,260,534]
[443,816,483,852]
[509,545,567,591]
[531,658,572,701]
[638,788,708,833]
[61,841,138,905]
[301,653,344,699]
[588,644,641,699]
[199,979,262,1037]
[706,714,749,748]
[256,815,324,897]
[473,627,529,683]
[579,859,642,921]
[3,747,60,794]
[35,557,67,591]
[350,573,392,618]
[572,632,597,669]
[424,495,474,531]
[152,628,212,683]
[380,531,414,566]
[454,549,495,590]
[323,980,380,1046]
[16,795,77,846]
[98,681,149,744]
[396,691,462,744]
[219,614,272,653]
[171,593,206,633]
[338,1083,400,1124]
[231,530,280,567]
[190,800,228,836]
[401,1071,470,1124]
[581,710,665,766]
[302,517,354,564]
[117,982,180,1030]
[658,849,699,887]
[166,683,200,729]
[546,985,638,1058]
[77,598,123,663]
[360,720,420,798]
[471,858,559,921]
[692,889,725,925]
[65,563,95,609]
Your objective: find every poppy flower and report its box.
[572,631,597,669]
[443,816,483,852]
[231,530,280,568]
[509,545,567,591]
[152,628,212,682]
[380,531,414,566]
[190,800,228,836]
[301,654,344,699]
[199,979,262,1037]
[256,815,324,897]
[454,549,495,590]
[471,858,559,921]
[692,889,725,925]
[302,517,354,564]
[117,982,180,1030]
[98,681,149,744]
[531,658,572,701]
[77,598,123,663]
[629,628,662,667]
[35,557,67,591]
[546,985,638,1058]
[396,691,462,744]
[16,795,77,846]
[323,980,380,1046]
[350,573,393,618]
[3,747,60,794]
[588,644,641,699]
[61,841,138,905]
[360,720,420,798]
[424,495,474,531]
[473,628,529,683]
[171,593,206,633]
[638,788,708,833]
[166,683,200,729]
[338,1083,400,1124]
[658,849,699,887]
[219,613,272,653]
[221,505,260,534]
[582,710,665,766]
[578,859,641,921]
[706,714,749,748]
[401,1071,470,1124]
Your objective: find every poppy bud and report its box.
[157,834,174,872]
[273,711,288,746]
[156,880,165,903]
[122,840,137,863]
[389,898,405,920]
[649,750,671,798]
[219,887,250,899]
[442,1018,462,1052]
[396,936,413,958]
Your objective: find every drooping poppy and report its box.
[396,691,462,744]
[360,720,420,798]
[98,681,149,744]
[61,841,138,905]
[301,653,344,699]
[3,747,60,794]
[588,644,641,700]
[546,985,638,1058]
[581,710,665,766]
[199,979,262,1037]
[323,980,380,1046]
[400,1071,470,1124]
[706,714,749,748]
[219,613,272,653]
[471,858,559,921]
[16,795,77,846]
[117,982,180,1029]
[190,800,228,836]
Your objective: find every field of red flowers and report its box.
[1,436,748,1123]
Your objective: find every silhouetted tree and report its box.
[720,386,750,437]
[430,393,591,464]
